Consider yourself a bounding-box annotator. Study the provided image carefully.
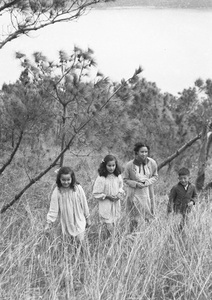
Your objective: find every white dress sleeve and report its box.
[118,174,125,200]
[118,175,124,191]
[78,185,90,219]
[93,176,106,200]
[47,187,59,224]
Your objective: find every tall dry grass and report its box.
[1,189,212,300]
[1,158,212,299]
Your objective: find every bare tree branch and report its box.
[0,130,23,175]
[0,0,19,13]
[195,122,212,191]
[158,134,201,171]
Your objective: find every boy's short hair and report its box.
[178,167,190,176]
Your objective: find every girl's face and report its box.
[106,160,116,174]
[60,173,72,188]
[137,146,148,161]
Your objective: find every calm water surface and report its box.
[1,7,212,95]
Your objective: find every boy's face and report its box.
[178,175,189,186]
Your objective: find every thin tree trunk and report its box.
[195,123,212,191]
[0,130,23,175]
[158,134,201,171]
[60,104,67,167]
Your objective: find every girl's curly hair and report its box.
[98,154,121,177]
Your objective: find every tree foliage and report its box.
[16,47,112,165]
[0,47,144,213]
[1,81,54,140]
[3,42,212,212]
[0,0,113,49]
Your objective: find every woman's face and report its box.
[60,173,72,188]
[137,146,148,161]
[106,160,116,174]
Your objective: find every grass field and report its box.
[1,199,212,299]
[1,189,212,299]
[1,157,212,299]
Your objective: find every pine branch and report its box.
[0,0,110,49]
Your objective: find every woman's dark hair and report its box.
[56,166,78,190]
[98,154,121,177]
[134,142,150,155]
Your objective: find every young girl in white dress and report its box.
[93,155,125,236]
[45,166,91,242]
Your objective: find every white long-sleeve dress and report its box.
[47,184,90,237]
[93,174,125,224]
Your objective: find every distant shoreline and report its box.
[96,1,212,9]
[96,5,212,10]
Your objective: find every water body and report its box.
[0,7,212,95]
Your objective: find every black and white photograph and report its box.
[1,1,212,299]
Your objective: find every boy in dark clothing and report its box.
[167,167,197,230]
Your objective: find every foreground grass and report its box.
[1,195,212,300]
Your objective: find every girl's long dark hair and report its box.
[56,166,78,190]
[98,154,121,177]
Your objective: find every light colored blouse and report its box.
[93,174,125,223]
[123,157,158,214]
[47,184,90,237]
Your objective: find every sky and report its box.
[0,6,212,95]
